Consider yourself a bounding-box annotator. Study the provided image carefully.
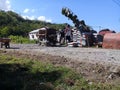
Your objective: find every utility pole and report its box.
[99,26,102,31]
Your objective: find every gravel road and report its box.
[2,43,120,83]
[7,44,120,66]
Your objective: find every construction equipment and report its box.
[61,7,96,47]
[37,27,57,46]
[61,7,119,49]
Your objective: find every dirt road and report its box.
[8,44,120,66]
[3,44,120,84]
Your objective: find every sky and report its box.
[0,0,120,32]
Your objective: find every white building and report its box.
[29,27,47,40]
[29,29,39,40]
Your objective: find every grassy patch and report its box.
[0,53,120,90]
[9,35,37,44]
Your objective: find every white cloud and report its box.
[22,15,35,20]
[23,8,35,13]
[46,19,52,23]
[37,16,52,22]
[23,8,30,13]
[31,9,35,13]
[38,16,46,21]
[22,15,52,22]
[0,0,11,11]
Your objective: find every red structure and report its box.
[99,29,115,36]
[102,33,120,49]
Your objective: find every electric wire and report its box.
[112,0,120,7]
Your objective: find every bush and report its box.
[9,35,37,44]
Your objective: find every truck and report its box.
[36,27,58,46]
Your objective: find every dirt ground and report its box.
[1,44,120,85]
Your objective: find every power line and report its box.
[112,0,120,7]
[113,0,120,6]
[116,0,120,2]
[114,0,120,3]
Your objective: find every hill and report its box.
[0,10,65,37]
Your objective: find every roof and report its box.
[29,29,39,34]
[29,27,47,34]
[39,27,47,30]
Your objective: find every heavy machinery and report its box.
[61,7,119,49]
[62,7,90,31]
[36,27,57,46]
[61,7,97,47]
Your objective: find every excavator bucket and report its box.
[102,33,120,49]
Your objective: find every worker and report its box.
[65,24,72,43]
[59,28,65,45]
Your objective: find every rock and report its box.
[88,82,93,85]
[109,66,120,75]
[107,73,115,79]
[107,66,120,80]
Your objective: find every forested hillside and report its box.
[0,10,65,37]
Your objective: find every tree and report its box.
[0,10,65,37]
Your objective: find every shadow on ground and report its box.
[0,63,61,90]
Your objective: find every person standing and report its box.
[65,24,71,43]
[59,28,65,45]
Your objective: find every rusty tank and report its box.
[102,33,120,49]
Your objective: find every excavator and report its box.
[61,7,96,47]
[62,7,120,49]
[62,7,91,33]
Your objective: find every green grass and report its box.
[0,53,120,90]
[9,35,37,44]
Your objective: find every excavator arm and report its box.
[61,7,90,33]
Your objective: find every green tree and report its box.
[1,27,10,37]
[0,10,65,37]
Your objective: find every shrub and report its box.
[9,35,37,44]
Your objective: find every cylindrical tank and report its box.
[102,33,120,49]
